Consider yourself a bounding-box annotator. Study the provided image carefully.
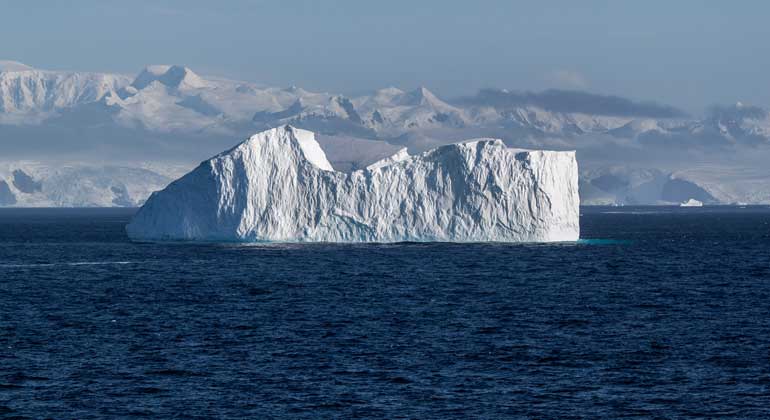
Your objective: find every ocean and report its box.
[1,206,769,418]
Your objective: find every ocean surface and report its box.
[1,206,770,419]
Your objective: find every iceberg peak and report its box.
[234,125,334,172]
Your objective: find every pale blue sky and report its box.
[3,0,768,112]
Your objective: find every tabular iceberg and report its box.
[126,126,579,242]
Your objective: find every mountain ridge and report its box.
[3,60,768,146]
[3,60,770,206]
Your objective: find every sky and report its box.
[2,0,769,113]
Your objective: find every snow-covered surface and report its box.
[0,63,130,123]
[4,61,770,147]
[0,60,34,72]
[680,199,704,207]
[127,126,580,243]
[0,162,175,207]
[4,60,770,206]
[352,86,469,135]
[579,166,719,206]
[292,128,334,171]
[670,164,770,205]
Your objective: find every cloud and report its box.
[456,89,688,118]
[546,69,589,90]
[707,102,766,121]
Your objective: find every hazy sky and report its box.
[3,0,768,112]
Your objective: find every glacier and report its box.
[0,162,177,207]
[126,126,579,243]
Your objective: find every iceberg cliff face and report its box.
[126,126,579,242]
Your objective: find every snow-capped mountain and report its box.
[603,103,770,148]
[353,87,468,135]
[454,88,689,139]
[93,65,277,133]
[452,89,770,151]
[4,60,770,206]
[0,63,494,139]
[579,166,718,206]
[0,162,177,207]
[252,92,374,138]
[250,86,469,137]
[700,103,770,144]
[6,61,770,147]
[0,61,130,123]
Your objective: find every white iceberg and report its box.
[680,198,704,207]
[126,126,579,242]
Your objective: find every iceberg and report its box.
[126,126,579,242]
[680,198,704,207]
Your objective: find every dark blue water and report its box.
[1,207,770,418]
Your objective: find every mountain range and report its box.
[2,60,770,206]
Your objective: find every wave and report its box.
[0,261,134,268]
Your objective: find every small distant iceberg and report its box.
[126,126,580,243]
[680,198,704,207]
